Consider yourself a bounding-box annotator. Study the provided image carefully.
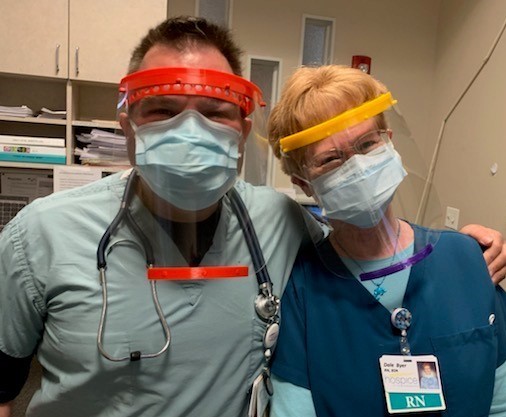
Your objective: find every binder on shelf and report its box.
[0,153,66,165]
[0,144,66,155]
[0,144,66,165]
[0,135,65,147]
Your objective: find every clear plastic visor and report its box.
[104,67,268,278]
[117,66,268,172]
[301,127,392,181]
[118,66,268,142]
[282,99,442,281]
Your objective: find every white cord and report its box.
[416,15,506,224]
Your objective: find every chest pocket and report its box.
[430,325,497,417]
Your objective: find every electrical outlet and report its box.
[445,206,460,230]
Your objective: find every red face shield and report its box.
[119,67,265,116]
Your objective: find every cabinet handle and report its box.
[55,44,60,74]
[75,47,80,77]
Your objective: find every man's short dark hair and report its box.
[128,16,243,75]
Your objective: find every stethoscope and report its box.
[96,170,280,370]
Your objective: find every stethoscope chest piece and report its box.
[255,292,280,321]
[254,285,280,363]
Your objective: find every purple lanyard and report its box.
[359,243,433,281]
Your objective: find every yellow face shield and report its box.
[279,92,397,153]
[277,91,443,230]
[276,92,443,287]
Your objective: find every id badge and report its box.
[248,372,271,417]
[379,355,446,414]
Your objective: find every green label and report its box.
[389,392,443,411]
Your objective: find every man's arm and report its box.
[0,350,32,412]
[460,224,506,284]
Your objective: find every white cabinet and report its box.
[69,0,167,83]
[0,0,167,83]
[0,0,69,78]
[0,0,167,172]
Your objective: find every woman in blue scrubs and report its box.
[267,65,506,416]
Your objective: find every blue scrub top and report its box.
[272,225,506,417]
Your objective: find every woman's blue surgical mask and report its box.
[132,110,242,211]
[310,143,407,228]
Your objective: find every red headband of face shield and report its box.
[119,67,265,116]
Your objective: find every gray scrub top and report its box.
[0,172,315,417]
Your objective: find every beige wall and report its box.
[169,0,506,233]
[169,0,441,188]
[428,0,506,234]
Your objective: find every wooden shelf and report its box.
[0,116,67,126]
[0,161,56,170]
[72,120,119,129]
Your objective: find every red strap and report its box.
[147,265,249,280]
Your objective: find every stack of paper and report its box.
[37,107,67,120]
[0,105,34,118]
[75,129,129,166]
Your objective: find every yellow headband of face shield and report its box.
[279,92,397,153]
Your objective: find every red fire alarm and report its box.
[351,55,372,74]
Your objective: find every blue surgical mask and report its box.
[133,110,242,210]
[310,143,407,228]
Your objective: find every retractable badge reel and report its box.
[391,307,412,355]
[255,283,280,396]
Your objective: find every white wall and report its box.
[428,0,506,234]
[168,0,441,188]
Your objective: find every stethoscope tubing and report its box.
[97,269,171,362]
[227,187,271,286]
[227,187,279,321]
[97,170,139,269]
[96,171,278,362]
[96,171,169,361]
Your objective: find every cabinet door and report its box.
[69,0,167,84]
[0,0,69,78]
